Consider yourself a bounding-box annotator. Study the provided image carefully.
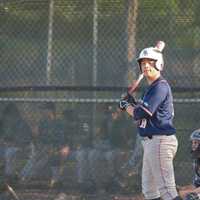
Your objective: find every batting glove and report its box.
[126,93,137,105]
[119,100,130,111]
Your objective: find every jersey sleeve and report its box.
[133,82,168,121]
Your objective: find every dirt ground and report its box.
[3,187,144,200]
[16,189,144,200]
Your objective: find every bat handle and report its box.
[138,73,144,81]
[128,73,144,95]
[119,73,144,113]
[136,73,144,84]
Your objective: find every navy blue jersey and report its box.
[133,76,176,137]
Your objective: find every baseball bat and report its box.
[127,73,144,95]
[117,73,144,112]
[122,73,144,100]
[154,40,165,52]
[6,184,20,200]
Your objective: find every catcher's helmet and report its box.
[190,129,200,141]
[137,41,165,71]
[190,129,200,158]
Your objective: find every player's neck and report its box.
[147,73,161,85]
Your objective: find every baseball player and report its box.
[119,41,181,200]
[178,129,200,200]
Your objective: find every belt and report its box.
[141,136,152,141]
[141,136,152,140]
[142,134,174,140]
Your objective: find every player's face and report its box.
[191,139,200,151]
[140,58,159,79]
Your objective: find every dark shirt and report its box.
[37,118,65,147]
[0,118,32,146]
[133,76,176,137]
[109,114,134,149]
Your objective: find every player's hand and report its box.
[119,99,130,111]
[121,92,137,105]
[177,185,195,199]
[126,93,137,105]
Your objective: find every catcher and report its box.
[178,129,200,200]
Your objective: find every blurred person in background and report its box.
[178,129,200,200]
[75,103,113,194]
[108,107,134,150]
[0,102,32,183]
[106,106,142,194]
[119,41,180,200]
[76,104,136,194]
[20,102,71,188]
[62,109,77,149]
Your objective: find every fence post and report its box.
[92,0,98,144]
[46,0,54,85]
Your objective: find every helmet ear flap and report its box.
[155,58,164,71]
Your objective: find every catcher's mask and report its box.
[137,41,165,72]
[190,129,200,159]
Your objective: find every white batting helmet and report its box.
[137,41,165,71]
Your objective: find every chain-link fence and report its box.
[0,0,200,199]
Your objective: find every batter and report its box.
[119,41,181,200]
